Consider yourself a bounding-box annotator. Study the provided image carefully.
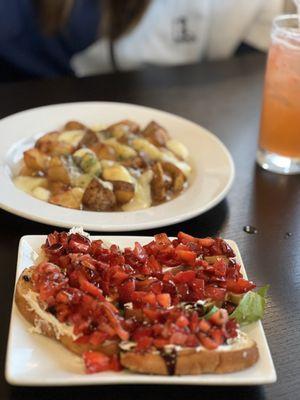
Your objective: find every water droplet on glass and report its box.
[284,232,292,239]
[243,225,258,234]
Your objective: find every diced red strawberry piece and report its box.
[226,278,256,294]
[225,319,238,338]
[83,351,110,374]
[133,242,148,261]
[156,293,171,308]
[189,311,199,332]
[78,274,105,300]
[198,333,218,350]
[143,292,157,306]
[118,278,136,303]
[112,271,129,285]
[176,315,189,328]
[100,302,129,341]
[210,328,225,346]
[178,232,198,244]
[186,334,199,347]
[198,238,215,247]
[212,259,227,277]
[68,234,91,254]
[89,331,108,346]
[205,285,226,301]
[150,280,163,294]
[209,309,228,326]
[143,308,160,322]
[198,319,211,333]
[153,338,169,348]
[109,355,122,371]
[174,270,196,283]
[190,278,205,299]
[136,336,153,351]
[154,233,172,246]
[174,249,196,266]
[170,332,187,345]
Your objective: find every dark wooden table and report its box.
[0,53,299,400]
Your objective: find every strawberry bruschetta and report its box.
[15,229,267,375]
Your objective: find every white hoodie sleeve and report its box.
[243,0,287,51]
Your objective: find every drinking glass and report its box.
[257,15,300,174]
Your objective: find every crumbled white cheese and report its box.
[68,226,90,238]
[124,302,133,309]
[119,341,137,351]
[24,290,79,340]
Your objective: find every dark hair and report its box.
[33,0,150,39]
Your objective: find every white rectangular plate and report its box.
[6,235,276,386]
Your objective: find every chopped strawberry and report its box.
[157,293,171,308]
[205,285,226,301]
[174,270,196,283]
[198,333,219,350]
[198,319,211,333]
[136,336,153,351]
[198,238,215,247]
[89,331,108,346]
[209,309,228,326]
[170,332,187,345]
[178,231,198,244]
[83,351,110,374]
[174,249,196,266]
[78,273,105,300]
[176,315,189,328]
[226,278,256,294]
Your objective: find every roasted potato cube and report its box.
[47,156,72,185]
[19,165,36,176]
[35,130,74,156]
[58,130,85,147]
[151,162,166,202]
[24,148,50,172]
[82,178,116,211]
[48,181,69,195]
[79,129,100,147]
[111,181,135,205]
[89,143,117,160]
[142,121,170,147]
[35,131,60,154]
[121,156,147,170]
[64,121,87,131]
[49,187,84,209]
[107,120,140,138]
[161,161,186,193]
[173,172,186,193]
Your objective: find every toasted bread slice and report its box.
[120,333,259,375]
[15,267,118,356]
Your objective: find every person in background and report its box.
[0,0,296,81]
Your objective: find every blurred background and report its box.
[0,0,297,82]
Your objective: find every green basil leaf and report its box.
[230,285,269,326]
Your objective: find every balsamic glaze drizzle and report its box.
[159,348,177,375]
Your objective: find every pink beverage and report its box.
[257,15,300,174]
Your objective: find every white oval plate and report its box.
[0,102,234,231]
